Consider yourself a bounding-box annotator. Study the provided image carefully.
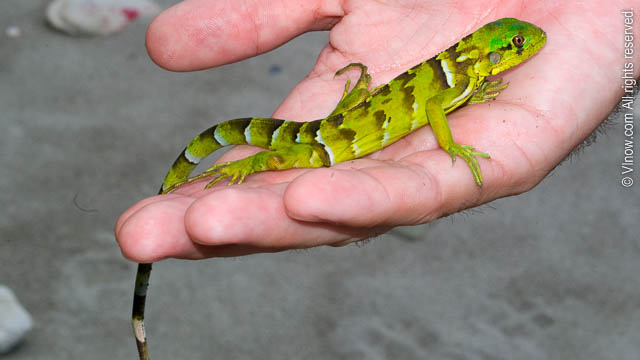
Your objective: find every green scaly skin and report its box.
[132,18,546,359]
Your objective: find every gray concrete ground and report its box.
[1,1,639,359]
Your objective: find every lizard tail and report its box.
[132,262,151,360]
[132,117,287,359]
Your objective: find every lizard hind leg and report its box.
[328,63,374,118]
[168,143,332,190]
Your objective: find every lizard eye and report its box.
[489,52,501,64]
[512,34,525,47]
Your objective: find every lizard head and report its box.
[456,18,547,77]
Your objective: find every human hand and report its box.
[116,0,638,262]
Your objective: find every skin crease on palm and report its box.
[115,0,639,262]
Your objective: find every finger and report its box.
[183,182,376,248]
[117,181,383,262]
[115,193,174,236]
[146,0,343,71]
[114,179,221,238]
[116,195,199,262]
[116,192,279,262]
[282,158,454,228]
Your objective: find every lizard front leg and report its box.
[469,78,509,104]
[426,77,490,187]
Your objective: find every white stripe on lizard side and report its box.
[440,59,455,88]
[352,142,362,157]
[410,118,419,131]
[382,130,391,146]
[381,114,392,146]
[315,130,336,165]
[447,82,474,109]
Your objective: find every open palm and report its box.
[116,0,636,261]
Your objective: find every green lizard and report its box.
[132,17,546,359]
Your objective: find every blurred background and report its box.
[1,1,639,359]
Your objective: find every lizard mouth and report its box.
[526,23,548,57]
[532,28,548,52]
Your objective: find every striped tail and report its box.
[132,117,290,360]
[132,263,151,360]
[160,117,291,192]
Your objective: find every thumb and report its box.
[145,0,344,71]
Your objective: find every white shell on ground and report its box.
[45,0,161,36]
[0,285,34,354]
